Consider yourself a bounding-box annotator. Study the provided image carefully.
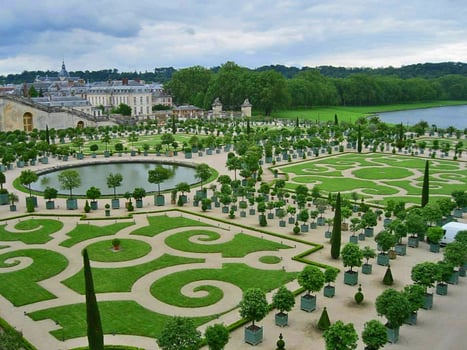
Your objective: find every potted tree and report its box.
[272,286,295,327]
[112,238,121,251]
[411,261,441,310]
[375,230,396,266]
[58,169,81,210]
[297,265,325,312]
[323,267,339,298]
[325,218,333,238]
[361,209,377,237]
[361,246,376,274]
[402,284,426,325]
[19,169,38,209]
[44,186,58,209]
[148,165,174,206]
[204,323,229,350]
[389,219,408,256]
[435,261,453,296]
[132,187,146,208]
[86,186,101,210]
[107,172,123,209]
[341,243,363,285]
[0,171,8,205]
[444,240,467,284]
[297,208,309,232]
[361,319,388,350]
[349,217,361,243]
[426,226,444,253]
[451,190,467,218]
[8,192,18,212]
[405,208,426,248]
[323,321,358,350]
[239,288,268,345]
[105,203,111,216]
[375,288,411,343]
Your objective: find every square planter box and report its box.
[90,201,99,210]
[323,285,335,298]
[448,270,459,285]
[111,199,120,209]
[135,199,143,208]
[249,208,256,215]
[422,293,433,310]
[300,294,316,312]
[436,283,448,296]
[244,325,263,345]
[240,211,246,218]
[430,243,440,253]
[325,231,332,239]
[364,227,374,237]
[279,220,286,227]
[275,312,288,327]
[405,312,418,326]
[214,201,221,208]
[310,222,317,229]
[0,193,9,205]
[267,213,274,219]
[408,236,419,248]
[386,326,399,344]
[358,233,366,241]
[222,206,229,213]
[66,198,78,210]
[288,217,295,224]
[349,235,358,244]
[344,271,358,286]
[155,195,165,206]
[395,244,407,256]
[45,201,55,210]
[361,263,372,275]
[301,224,309,233]
[377,253,390,266]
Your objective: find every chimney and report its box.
[122,78,128,86]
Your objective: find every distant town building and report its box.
[150,83,172,107]
[241,98,252,117]
[86,79,152,117]
[212,97,223,118]
[172,105,203,119]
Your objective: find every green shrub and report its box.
[354,284,364,304]
[383,265,394,285]
[317,307,331,330]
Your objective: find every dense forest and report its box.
[2,62,467,114]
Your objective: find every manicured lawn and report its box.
[86,239,152,262]
[29,300,215,340]
[150,263,298,308]
[130,215,211,237]
[0,219,63,244]
[60,222,135,247]
[62,254,204,294]
[274,101,467,122]
[0,249,68,306]
[164,231,290,257]
[280,153,467,206]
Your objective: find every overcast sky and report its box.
[1,0,466,76]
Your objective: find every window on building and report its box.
[23,112,33,132]
[134,97,137,105]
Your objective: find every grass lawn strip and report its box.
[29,301,215,340]
[62,254,204,294]
[150,263,298,308]
[60,222,135,247]
[164,230,291,257]
[86,239,152,262]
[0,249,68,306]
[0,219,64,244]
[130,215,211,237]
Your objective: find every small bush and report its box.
[317,307,331,330]
[354,284,364,304]
[383,265,394,285]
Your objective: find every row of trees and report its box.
[164,61,467,114]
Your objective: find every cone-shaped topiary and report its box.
[317,307,331,330]
[330,192,342,259]
[383,265,394,285]
[354,284,364,304]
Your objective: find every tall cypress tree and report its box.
[421,160,429,207]
[330,192,342,259]
[357,126,362,153]
[83,249,104,350]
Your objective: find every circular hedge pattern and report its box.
[352,167,413,180]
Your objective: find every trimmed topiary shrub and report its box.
[317,307,331,330]
[383,265,394,285]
